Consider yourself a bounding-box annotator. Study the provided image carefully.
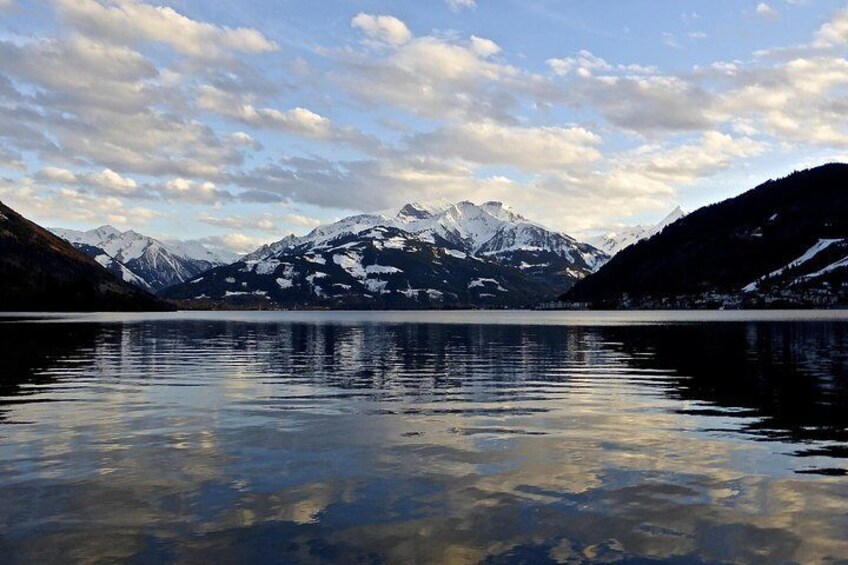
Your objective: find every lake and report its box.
[1,311,847,564]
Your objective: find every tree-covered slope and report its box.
[563,164,848,307]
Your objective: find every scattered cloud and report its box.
[351,13,412,46]
[52,0,277,59]
[196,85,379,152]
[0,177,160,227]
[407,122,602,172]
[191,233,273,255]
[332,32,543,123]
[160,178,233,205]
[4,0,848,242]
[199,212,277,233]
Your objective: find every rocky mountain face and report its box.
[563,164,848,308]
[587,206,686,257]
[163,201,607,308]
[52,226,236,293]
[0,201,168,311]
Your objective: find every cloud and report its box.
[89,168,138,194]
[756,3,780,20]
[52,0,277,59]
[35,166,141,195]
[407,121,602,172]
[0,37,250,179]
[0,177,159,227]
[470,36,501,58]
[198,212,277,233]
[332,33,545,123]
[6,0,848,240]
[446,0,477,12]
[814,7,848,47]
[351,13,412,46]
[161,178,233,205]
[283,213,323,228]
[196,85,379,152]
[191,233,272,255]
[713,55,848,146]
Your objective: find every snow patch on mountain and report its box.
[164,200,609,308]
[743,239,845,292]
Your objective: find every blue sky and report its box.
[2,0,848,252]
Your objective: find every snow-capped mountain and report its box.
[52,226,234,292]
[0,202,166,311]
[164,201,608,308]
[588,206,686,256]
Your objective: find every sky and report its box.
[2,0,848,253]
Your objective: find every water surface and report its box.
[1,311,847,563]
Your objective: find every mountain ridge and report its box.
[0,201,168,311]
[586,206,686,257]
[163,200,607,308]
[563,164,848,308]
[52,226,237,293]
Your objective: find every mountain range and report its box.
[52,226,237,293]
[0,201,167,311]
[563,163,848,308]
[14,161,845,313]
[163,201,608,308]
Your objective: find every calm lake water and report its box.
[1,311,847,564]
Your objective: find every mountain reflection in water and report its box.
[0,313,846,564]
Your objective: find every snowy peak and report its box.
[257,200,602,263]
[243,234,299,262]
[587,206,687,257]
[657,206,686,230]
[52,226,231,292]
[174,200,610,308]
[396,203,435,221]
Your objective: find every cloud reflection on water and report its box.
[0,317,846,563]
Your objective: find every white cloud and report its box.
[0,37,249,179]
[447,0,477,12]
[333,34,538,122]
[548,50,612,77]
[36,167,140,195]
[162,178,232,205]
[283,213,323,229]
[470,36,501,58]
[52,0,277,58]
[756,3,780,20]
[194,233,273,255]
[351,13,412,46]
[196,85,378,152]
[0,178,159,227]
[408,122,602,172]
[90,168,137,194]
[199,212,277,233]
[814,7,848,47]
[6,0,848,239]
[38,166,78,183]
